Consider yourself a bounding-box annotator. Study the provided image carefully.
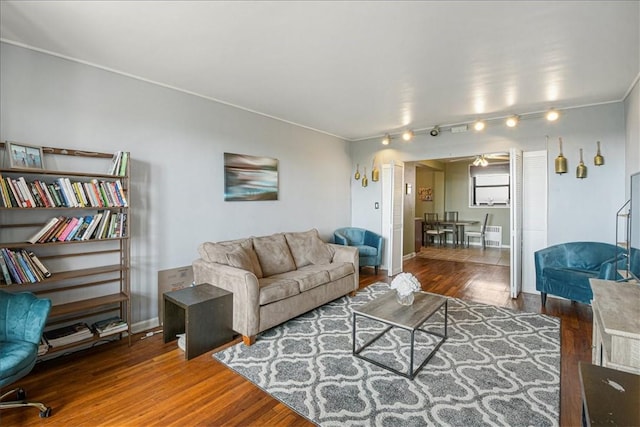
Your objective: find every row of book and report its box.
[41,317,128,350]
[0,247,51,285]
[27,211,127,244]
[0,174,128,209]
[107,151,129,177]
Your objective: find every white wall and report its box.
[625,77,640,192]
[0,43,352,325]
[351,103,628,250]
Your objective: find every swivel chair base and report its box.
[0,387,51,418]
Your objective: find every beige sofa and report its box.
[192,229,359,345]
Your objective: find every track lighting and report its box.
[546,109,559,121]
[505,115,519,128]
[379,108,562,142]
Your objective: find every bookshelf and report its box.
[0,142,131,357]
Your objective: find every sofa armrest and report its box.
[333,232,348,246]
[192,258,261,337]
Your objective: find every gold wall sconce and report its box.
[594,141,604,166]
[371,156,379,182]
[354,164,361,180]
[372,167,379,182]
[362,167,368,187]
[555,137,568,174]
[576,148,587,179]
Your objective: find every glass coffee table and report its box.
[352,290,448,379]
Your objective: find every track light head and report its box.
[546,109,560,121]
[402,130,414,141]
[473,120,485,131]
[429,126,440,137]
[381,134,391,145]
[506,115,519,128]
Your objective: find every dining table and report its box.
[422,219,479,247]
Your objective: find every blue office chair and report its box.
[0,290,52,418]
[334,227,383,274]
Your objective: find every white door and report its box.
[510,148,523,298]
[382,161,404,276]
[522,151,548,294]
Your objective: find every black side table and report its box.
[163,284,233,360]
[579,362,640,427]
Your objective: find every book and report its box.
[37,216,67,243]
[0,173,12,207]
[108,151,122,175]
[117,152,128,177]
[26,216,62,244]
[27,251,52,278]
[38,336,50,356]
[0,254,12,285]
[52,217,75,242]
[44,322,93,347]
[81,213,103,240]
[64,216,84,242]
[1,248,24,284]
[92,316,128,337]
[17,177,35,207]
[8,178,27,207]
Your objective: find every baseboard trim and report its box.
[132,318,160,334]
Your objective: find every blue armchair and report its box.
[0,290,52,418]
[534,242,624,307]
[334,227,383,274]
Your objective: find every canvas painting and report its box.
[224,153,278,201]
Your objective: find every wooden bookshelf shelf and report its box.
[49,292,129,318]
[1,144,131,357]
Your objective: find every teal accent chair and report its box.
[534,242,624,307]
[0,290,52,418]
[334,227,383,274]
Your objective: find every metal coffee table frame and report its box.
[352,290,448,380]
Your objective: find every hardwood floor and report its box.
[3,257,591,426]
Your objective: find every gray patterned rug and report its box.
[214,282,560,426]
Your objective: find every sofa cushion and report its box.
[270,267,331,292]
[199,239,263,278]
[321,262,355,281]
[253,234,296,277]
[284,229,320,268]
[258,278,300,305]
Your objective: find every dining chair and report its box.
[465,213,490,248]
[443,211,459,246]
[423,213,445,246]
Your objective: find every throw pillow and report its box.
[226,246,255,273]
[253,233,296,277]
[284,229,320,268]
[308,235,335,265]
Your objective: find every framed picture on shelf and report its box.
[7,142,45,170]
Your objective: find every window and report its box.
[469,163,510,206]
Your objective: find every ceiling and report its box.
[1,1,639,141]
